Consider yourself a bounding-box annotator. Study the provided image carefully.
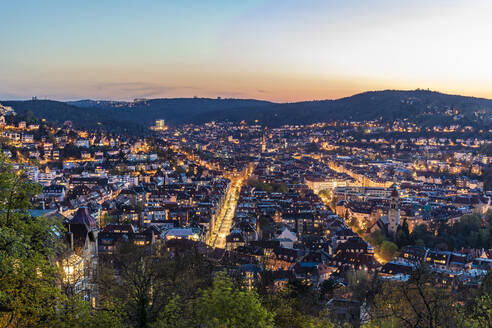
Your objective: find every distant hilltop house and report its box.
[0,103,16,116]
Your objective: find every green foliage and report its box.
[247,178,288,193]
[379,241,399,262]
[462,294,492,328]
[262,291,326,328]
[459,270,492,328]
[52,296,128,328]
[363,319,399,328]
[98,241,214,328]
[480,270,492,296]
[257,279,339,328]
[367,230,386,246]
[367,231,399,262]
[410,213,492,250]
[101,213,117,227]
[0,155,127,327]
[370,265,459,328]
[0,155,60,327]
[299,310,335,328]
[395,219,411,247]
[193,273,274,328]
[0,243,61,327]
[151,295,188,328]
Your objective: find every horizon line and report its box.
[2,88,492,104]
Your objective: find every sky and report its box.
[1,0,492,102]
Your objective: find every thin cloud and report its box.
[93,82,200,99]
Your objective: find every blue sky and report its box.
[1,0,491,101]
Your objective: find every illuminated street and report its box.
[170,144,251,249]
[208,179,242,248]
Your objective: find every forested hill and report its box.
[1,98,273,133]
[191,90,492,127]
[0,100,148,134]
[68,98,273,126]
[2,90,492,131]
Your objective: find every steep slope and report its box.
[192,90,492,127]
[1,100,146,134]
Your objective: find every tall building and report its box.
[61,207,98,299]
[156,119,165,129]
[388,187,401,237]
[152,119,167,131]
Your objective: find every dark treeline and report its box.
[399,213,492,251]
[3,89,492,130]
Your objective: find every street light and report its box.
[60,253,84,285]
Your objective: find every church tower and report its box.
[388,187,400,238]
